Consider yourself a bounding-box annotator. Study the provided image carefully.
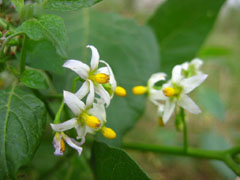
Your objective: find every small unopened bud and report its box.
[132,86,147,95]
[84,114,101,129]
[101,127,117,139]
[115,86,127,97]
[94,73,109,84]
[163,87,176,97]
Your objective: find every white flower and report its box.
[53,132,83,156]
[160,65,208,124]
[63,45,116,107]
[50,91,106,140]
[181,58,203,78]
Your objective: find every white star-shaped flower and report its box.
[63,45,116,107]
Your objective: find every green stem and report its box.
[123,142,240,175]
[53,100,65,124]
[19,35,27,73]
[181,108,188,152]
[0,31,25,62]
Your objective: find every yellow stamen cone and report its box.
[60,138,65,153]
[163,87,176,97]
[94,73,109,84]
[115,86,127,97]
[132,86,147,95]
[101,127,117,139]
[85,115,101,129]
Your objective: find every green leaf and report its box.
[0,86,47,179]
[20,69,49,89]
[10,0,24,12]
[42,0,102,11]
[148,0,226,73]
[197,87,225,120]
[25,39,65,75]
[91,141,150,180]
[56,9,160,146]
[20,14,68,58]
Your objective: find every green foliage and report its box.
[10,0,24,12]
[197,87,225,120]
[148,0,226,73]
[20,69,49,89]
[59,9,160,146]
[42,0,102,11]
[0,86,47,179]
[20,14,68,58]
[91,141,150,180]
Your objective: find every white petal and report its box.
[157,104,165,117]
[148,72,166,88]
[191,58,203,69]
[75,81,89,99]
[178,94,201,114]
[96,67,109,74]
[149,89,167,105]
[181,62,189,71]
[63,59,90,79]
[50,118,77,132]
[163,100,176,124]
[64,91,85,115]
[87,45,100,70]
[86,80,95,108]
[181,74,208,93]
[95,85,111,107]
[63,134,83,156]
[89,98,106,123]
[172,65,183,83]
[75,125,87,139]
[71,137,86,146]
[53,134,64,156]
[100,60,117,91]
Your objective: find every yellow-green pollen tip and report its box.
[163,87,177,97]
[132,86,147,95]
[94,73,109,84]
[101,127,117,139]
[82,113,101,129]
[115,86,127,97]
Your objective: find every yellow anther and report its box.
[60,138,65,153]
[83,114,101,129]
[101,127,117,139]
[163,87,176,97]
[115,86,127,97]
[132,86,147,95]
[94,73,109,84]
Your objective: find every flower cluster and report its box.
[132,58,208,125]
[50,45,126,156]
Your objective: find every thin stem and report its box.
[19,35,27,73]
[0,31,25,61]
[181,108,188,152]
[72,76,81,92]
[53,100,64,124]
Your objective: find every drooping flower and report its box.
[160,65,208,124]
[63,45,116,107]
[53,132,83,156]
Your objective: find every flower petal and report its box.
[86,80,95,107]
[178,94,201,114]
[89,98,106,123]
[53,133,64,156]
[95,85,111,107]
[100,60,117,91]
[75,125,87,139]
[96,67,109,74]
[149,89,167,105]
[75,81,89,99]
[64,91,85,115]
[191,58,203,69]
[50,118,77,132]
[163,100,176,124]
[63,134,83,156]
[172,65,183,83]
[87,45,100,70]
[148,72,166,88]
[181,74,208,93]
[63,59,90,79]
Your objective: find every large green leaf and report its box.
[148,0,225,73]
[91,141,150,180]
[20,14,68,58]
[42,0,102,11]
[0,86,47,179]
[56,9,160,146]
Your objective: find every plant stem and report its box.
[19,35,27,73]
[181,108,188,152]
[54,100,64,124]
